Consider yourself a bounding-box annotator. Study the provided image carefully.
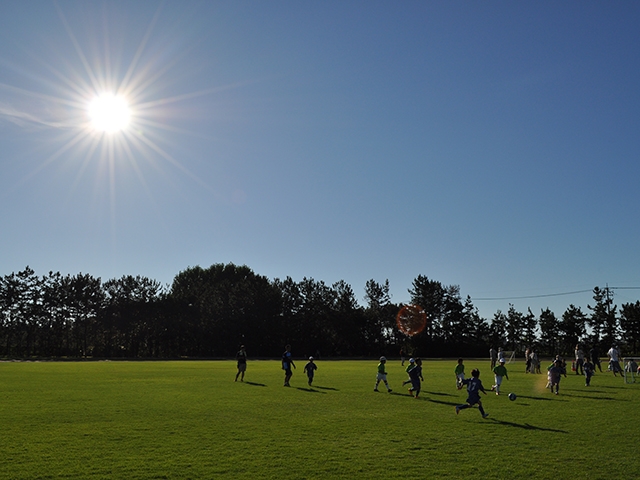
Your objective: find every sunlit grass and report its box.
[0,359,638,479]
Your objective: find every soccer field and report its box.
[1,359,638,479]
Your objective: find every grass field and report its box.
[1,358,638,479]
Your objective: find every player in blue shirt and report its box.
[407,357,424,398]
[455,368,489,418]
[282,344,296,386]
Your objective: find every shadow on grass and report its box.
[389,391,410,397]
[594,384,627,390]
[488,418,568,433]
[422,390,456,397]
[295,387,326,394]
[425,397,459,407]
[559,392,616,400]
[244,381,267,387]
[315,385,339,391]
[517,395,554,401]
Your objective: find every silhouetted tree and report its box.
[620,301,640,354]
[559,305,586,355]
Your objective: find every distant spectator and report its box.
[574,345,585,375]
[624,359,637,383]
[497,347,505,364]
[607,345,623,376]
[589,346,602,372]
[490,348,497,369]
[530,349,541,374]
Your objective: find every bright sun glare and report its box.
[88,93,131,133]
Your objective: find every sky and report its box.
[1,1,640,321]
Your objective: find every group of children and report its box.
[277,347,628,415]
[375,356,426,398]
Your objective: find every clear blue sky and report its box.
[2,1,639,321]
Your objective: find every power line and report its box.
[473,290,592,301]
[472,286,640,302]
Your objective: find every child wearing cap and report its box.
[406,358,424,398]
[374,356,392,392]
[303,357,318,386]
[491,358,509,395]
[402,358,416,387]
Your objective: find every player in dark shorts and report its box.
[235,345,247,382]
[282,344,296,386]
[456,368,489,418]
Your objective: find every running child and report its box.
[402,358,416,386]
[491,358,509,395]
[548,359,564,394]
[374,356,392,392]
[455,368,489,418]
[407,358,424,398]
[303,356,318,386]
[584,356,595,386]
[282,344,296,387]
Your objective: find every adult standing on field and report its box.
[235,345,247,382]
[497,347,505,364]
[574,345,585,375]
[590,346,602,372]
[490,347,497,369]
[282,344,296,386]
[607,345,623,376]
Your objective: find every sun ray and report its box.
[54,3,103,96]
[119,4,164,95]
[128,129,217,195]
[1,1,255,244]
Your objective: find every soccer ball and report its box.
[508,392,517,401]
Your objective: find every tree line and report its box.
[1,264,639,359]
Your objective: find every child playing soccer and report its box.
[548,359,564,394]
[282,344,296,387]
[374,356,392,392]
[455,368,489,418]
[584,356,595,386]
[407,358,424,398]
[402,358,416,386]
[303,356,318,386]
[454,358,465,390]
[491,358,509,395]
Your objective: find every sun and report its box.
[88,93,131,133]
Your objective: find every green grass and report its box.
[1,359,638,479]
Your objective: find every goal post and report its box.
[622,357,640,384]
[503,351,517,365]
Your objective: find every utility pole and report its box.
[605,284,613,316]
